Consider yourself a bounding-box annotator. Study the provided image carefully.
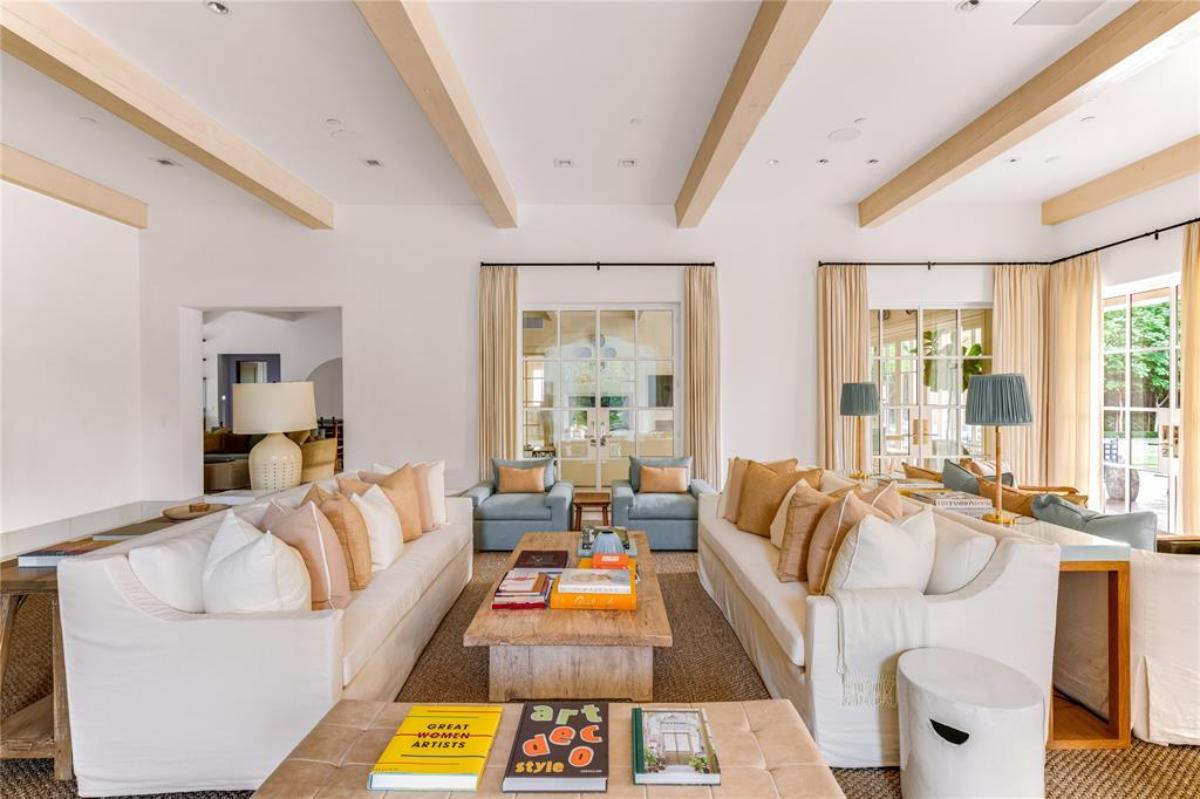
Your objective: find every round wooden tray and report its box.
[163,503,231,521]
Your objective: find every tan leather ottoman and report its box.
[253,699,844,798]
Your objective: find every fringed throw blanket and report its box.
[828,588,926,707]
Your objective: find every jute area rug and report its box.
[2,553,1197,798]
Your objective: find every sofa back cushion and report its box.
[629,456,692,492]
[261,501,351,610]
[1031,494,1157,551]
[927,513,997,594]
[202,512,311,614]
[826,510,937,593]
[492,457,555,491]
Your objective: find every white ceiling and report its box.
[1,0,1196,219]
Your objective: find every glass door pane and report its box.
[559,408,597,487]
[599,310,636,358]
[561,311,597,359]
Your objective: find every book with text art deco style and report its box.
[502,702,609,792]
[367,705,502,791]
[632,707,720,785]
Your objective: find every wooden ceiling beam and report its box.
[1,144,148,228]
[1042,135,1200,224]
[355,0,518,228]
[858,0,1200,228]
[0,2,333,229]
[674,0,830,228]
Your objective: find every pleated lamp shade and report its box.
[840,382,880,416]
[965,374,1032,427]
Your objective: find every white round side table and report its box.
[898,647,1045,799]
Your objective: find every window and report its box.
[520,307,679,488]
[1102,282,1183,532]
[869,307,993,474]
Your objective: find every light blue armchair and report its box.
[464,458,574,550]
[612,456,715,550]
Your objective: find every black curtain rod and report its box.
[480,261,714,269]
[818,215,1199,269]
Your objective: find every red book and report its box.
[591,553,629,570]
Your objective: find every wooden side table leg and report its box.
[50,597,73,780]
[0,594,21,685]
[602,505,610,525]
[1108,563,1131,747]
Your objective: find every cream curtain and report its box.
[684,265,721,484]
[817,265,869,471]
[477,265,518,479]
[1182,224,1200,533]
[993,265,1050,485]
[1046,254,1100,498]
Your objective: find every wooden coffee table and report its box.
[254,699,845,798]
[463,531,671,702]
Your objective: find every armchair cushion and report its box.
[629,456,692,492]
[475,492,553,521]
[628,492,698,520]
[1031,494,1157,551]
[491,457,555,491]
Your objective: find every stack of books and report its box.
[492,568,553,610]
[908,489,993,517]
[550,562,636,611]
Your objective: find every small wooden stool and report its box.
[572,490,611,530]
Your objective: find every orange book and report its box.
[590,552,629,569]
[550,572,638,610]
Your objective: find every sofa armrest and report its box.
[445,496,473,527]
[611,480,634,526]
[689,478,716,499]
[545,481,574,529]
[463,481,494,509]
[698,492,720,520]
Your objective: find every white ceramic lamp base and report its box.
[248,432,303,492]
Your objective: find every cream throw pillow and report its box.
[202,512,310,614]
[261,500,351,610]
[351,485,405,572]
[640,465,689,493]
[826,510,937,593]
[807,492,900,594]
[718,457,799,522]
[775,483,834,583]
[127,530,212,612]
[927,514,997,594]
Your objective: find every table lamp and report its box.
[233,381,317,492]
[964,373,1032,525]
[840,381,879,480]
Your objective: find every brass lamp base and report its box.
[981,511,1015,526]
[847,469,871,481]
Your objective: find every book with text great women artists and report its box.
[502,702,609,792]
[368,704,502,791]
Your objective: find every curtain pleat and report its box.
[684,265,721,484]
[477,266,518,479]
[1181,224,1200,533]
[817,265,869,471]
[1047,254,1100,499]
[993,265,1050,485]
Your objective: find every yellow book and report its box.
[368,704,502,791]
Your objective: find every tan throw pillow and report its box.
[337,475,374,496]
[807,492,900,595]
[340,472,422,542]
[736,462,811,537]
[640,465,689,493]
[976,478,1039,517]
[776,483,834,583]
[768,468,826,546]
[498,465,546,494]
[301,483,331,506]
[261,501,351,610]
[721,457,799,522]
[362,466,436,532]
[902,462,942,482]
[320,494,372,590]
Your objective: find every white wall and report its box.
[1,184,141,533]
[137,199,1054,496]
[201,308,342,427]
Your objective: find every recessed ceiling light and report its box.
[817,158,830,165]
[1080,115,1097,123]
[78,115,98,125]
[617,158,638,168]
[828,127,861,143]
[955,0,981,12]
[325,117,342,127]
[203,1,230,15]
[1044,155,1061,164]
[1007,157,1020,164]
[765,159,781,166]
[629,118,643,126]
[151,157,181,167]
[553,158,574,168]
[866,158,879,165]
[854,117,867,125]
[361,158,384,168]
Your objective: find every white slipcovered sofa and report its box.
[58,481,473,797]
[697,487,1061,768]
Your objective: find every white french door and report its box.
[519,305,680,488]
